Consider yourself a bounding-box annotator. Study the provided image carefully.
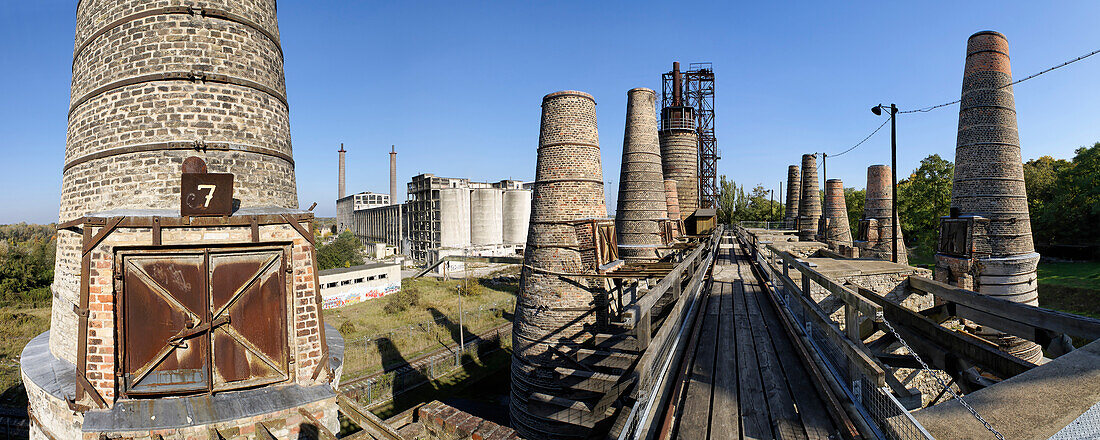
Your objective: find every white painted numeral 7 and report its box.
[197,184,217,208]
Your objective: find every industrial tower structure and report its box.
[661,62,718,209]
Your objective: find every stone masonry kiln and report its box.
[22,1,343,438]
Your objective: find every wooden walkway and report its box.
[665,245,841,440]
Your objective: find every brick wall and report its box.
[615,88,666,262]
[54,0,298,364]
[419,401,520,440]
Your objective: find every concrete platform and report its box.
[915,338,1100,439]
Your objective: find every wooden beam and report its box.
[785,284,887,387]
[909,276,1100,341]
[336,393,403,440]
[857,286,1035,379]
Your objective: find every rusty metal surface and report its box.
[181,173,235,216]
[122,253,210,395]
[181,156,208,174]
[119,246,290,396]
[209,249,288,390]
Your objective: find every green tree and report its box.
[316,230,365,270]
[896,154,954,259]
[1024,155,1072,245]
[1045,143,1100,245]
[844,188,865,239]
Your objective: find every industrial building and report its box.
[318,262,402,309]
[406,173,531,265]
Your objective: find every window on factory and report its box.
[341,280,351,286]
[326,282,337,288]
[354,278,364,283]
[378,273,387,279]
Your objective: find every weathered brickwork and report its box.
[822,179,852,247]
[419,401,521,440]
[784,165,801,229]
[615,88,666,262]
[854,165,908,265]
[936,31,1041,362]
[797,154,821,240]
[513,91,607,439]
[53,0,297,364]
[659,121,698,220]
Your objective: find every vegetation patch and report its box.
[325,276,516,380]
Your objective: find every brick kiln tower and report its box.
[784,165,801,229]
[665,179,682,238]
[797,154,821,240]
[513,91,608,438]
[935,31,1042,363]
[822,179,853,248]
[855,165,907,264]
[24,1,341,438]
[659,88,698,221]
[615,88,666,262]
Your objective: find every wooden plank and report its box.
[676,292,721,440]
[909,276,1100,340]
[710,281,742,440]
[797,262,882,321]
[336,393,403,440]
[749,274,839,440]
[733,279,773,440]
[743,276,808,440]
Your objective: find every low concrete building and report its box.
[318,262,402,309]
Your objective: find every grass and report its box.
[1037,261,1100,319]
[324,276,517,380]
[368,347,513,420]
[0,306,51,406]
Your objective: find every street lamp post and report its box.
[872,103,899,263]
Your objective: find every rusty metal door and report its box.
[122,252,211,395]
[121,247,289,396]
[208,249,288,390]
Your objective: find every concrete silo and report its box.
[439,187,471,248]
[471,188,504,246]
[503,189,532,245]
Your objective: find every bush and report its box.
[338,321,356,335]
[457,280,486,297]
[383,288,422,315]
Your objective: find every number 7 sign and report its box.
[181,173,235,216]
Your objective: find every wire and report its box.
[827,116,891,158]
[900,46,1100,114]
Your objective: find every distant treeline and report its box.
[719,142,1100,261]
[0,223,56,306]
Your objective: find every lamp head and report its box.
[871,105,883,116]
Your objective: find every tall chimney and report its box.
[785,165,801,229]
[672,61,683,106]
[338,143,347,199]
[615,88,666,262]
[855,165,907,264]
[823,179,853,247]
[797,154,821,241]
[389,145,397,204]
[512,91,607,438]
[936,31,1041,362]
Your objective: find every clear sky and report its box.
[2,1,1099,224]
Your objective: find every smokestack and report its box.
[513,90,607,438]
[856,165,907,264]
[823,179,852,247]
[797,154,820,241]
[785,165,801,229]
[338,143,346,199]
[672,62,683,106]
[615,88,665,262]
[936,31,1041,362]
[389,145,397,205]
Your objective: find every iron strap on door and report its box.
[120,247,289,397]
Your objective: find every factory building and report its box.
[406,173,531,265]
[336,191,393,234]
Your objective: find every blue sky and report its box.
[2,1,1100,224]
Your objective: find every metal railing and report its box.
[616,226,724,439]
[740,227,934,440]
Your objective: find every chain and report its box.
[880,319,1006,440]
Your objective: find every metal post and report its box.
[460,247,467,350]
[890,104,898,264]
